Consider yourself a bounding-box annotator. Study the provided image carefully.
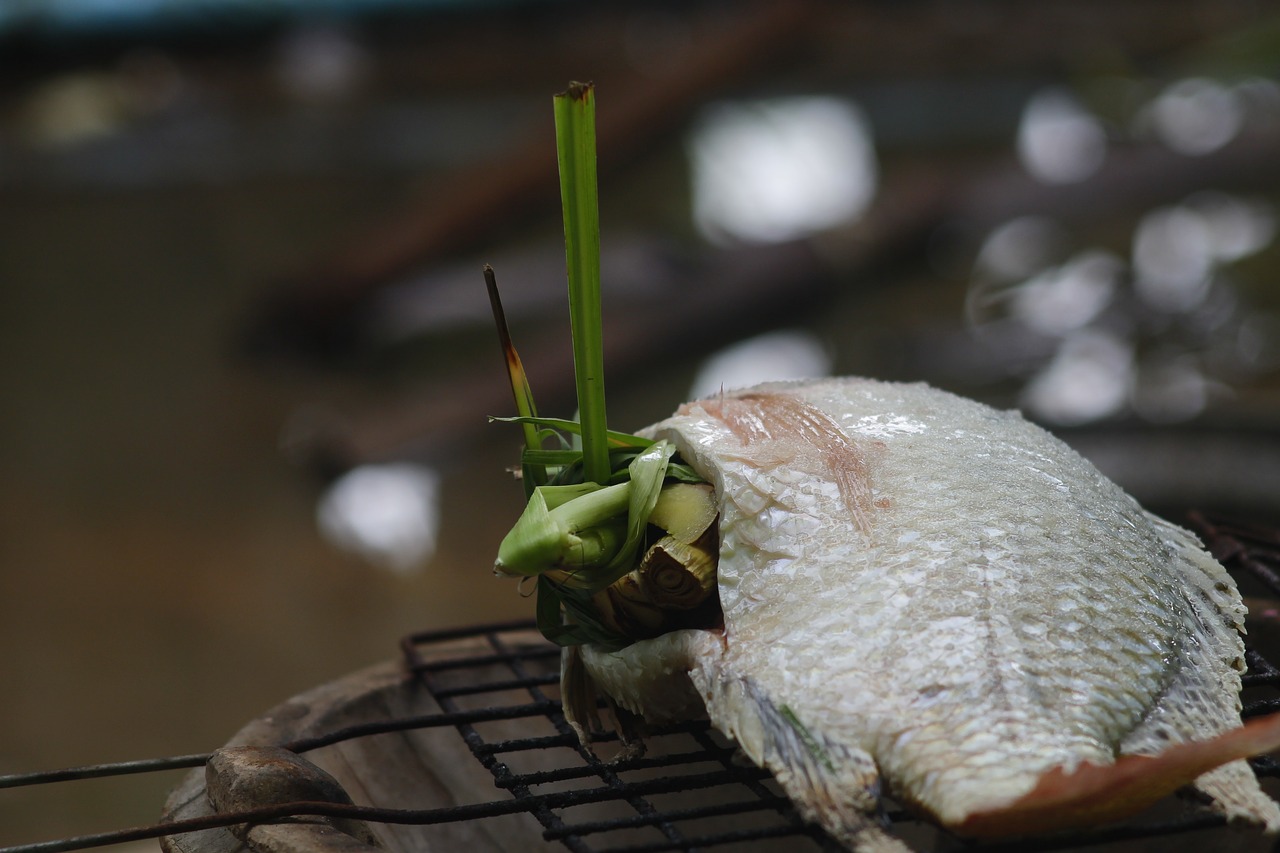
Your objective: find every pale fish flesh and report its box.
[576,377,1280,851]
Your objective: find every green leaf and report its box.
[536,576,628,649]
[535,575,573,642]
[553,82,610,485]
[483,265,546,493]
[495,489,565,576]
[489,416,654,448]
[521,447,643,468]
[494,481,632,577]
[536,482,603,510]
[561,518,627,574]
[525,446,657,488]
[665,462,706,484]
[603,439,676,577]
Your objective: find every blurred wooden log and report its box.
[241,1,818,360]
[161,630,574,853]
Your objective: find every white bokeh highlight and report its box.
[1022,330,1134,425]
[317,462,442,574]
[1148,78,1243,156]
[689,96,877,244]
[1016,89,1108,184]
[689,330,832,400]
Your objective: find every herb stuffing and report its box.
[486,83,722,651]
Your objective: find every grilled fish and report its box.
[576,377,1280,851]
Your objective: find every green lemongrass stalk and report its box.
[483,264,547,492]
[554,82,610,485]
[489,84,716,651]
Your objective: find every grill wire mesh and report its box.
[2,511,1280,853]
[397,621,840,852]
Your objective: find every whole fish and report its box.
[576,377,1280,851]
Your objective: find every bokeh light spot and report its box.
[689,330,832,399]
[317,463,442,574]
[1016,89,1107,184]
[689,96,877,244]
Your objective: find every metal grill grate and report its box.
[398,621,840,852]
[3,511,1280,853]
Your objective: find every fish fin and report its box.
[957,712,1280,838]
[1193,759,1280,831]
[585,633,911,849]
[688,669,908,850]
[560,645,601,749]
[1116,514,1276,828]
[1148,511,1249,638]
[1114,635,1279,831]
[578,630,711,725]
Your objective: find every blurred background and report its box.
[2,0,1279,845]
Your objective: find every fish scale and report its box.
[578,377,1280,851]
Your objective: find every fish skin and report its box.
[577,377,1279,851]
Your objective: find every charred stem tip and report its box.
[561,81,594,101]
